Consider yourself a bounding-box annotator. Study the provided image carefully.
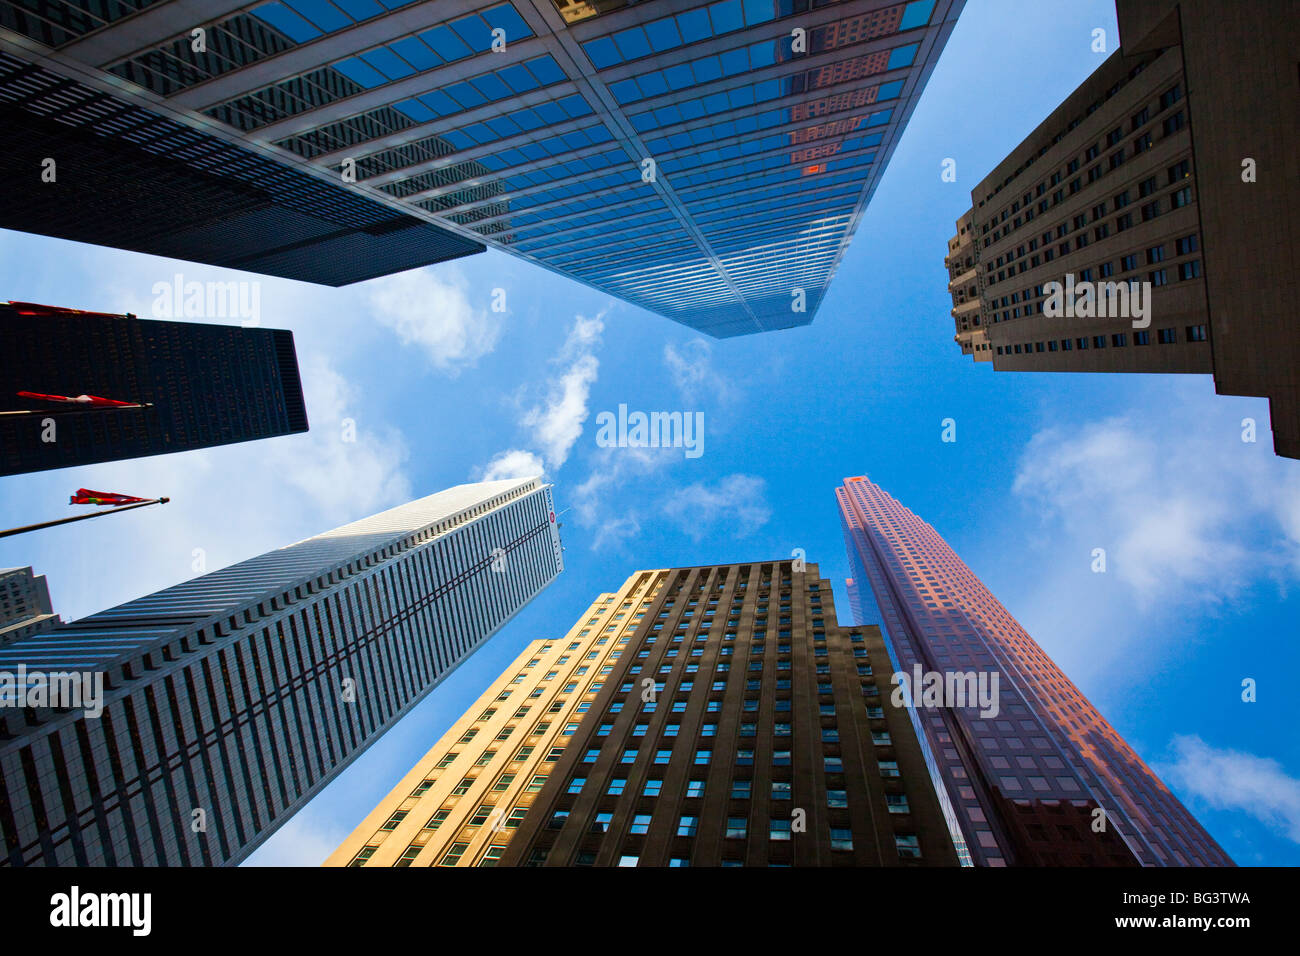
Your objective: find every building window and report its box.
[896,835,922,859]
[439,842,470,866]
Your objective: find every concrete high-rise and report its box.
[0,301,308,476]
[326,569,657,867]
[0,568,59,645]
[944,0,1299,458]
[838,475,1233,866]
[0,477,563,866]
[484,560,957,867]
[0,0,964,335]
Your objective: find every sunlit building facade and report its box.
[0,0,963,335]
[326,569,659,867]
[838,475,1233,866]
[0,478,563,866]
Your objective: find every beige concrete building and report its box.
[326,570,666,867]
[945,0,1299,459]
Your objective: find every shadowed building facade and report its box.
[838,475,1232,866]
[0,301,308,476]
[492,560,957,867]
[0,0,963,335]
[944,0,1299,458]
[0,477,563,866]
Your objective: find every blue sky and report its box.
[1,0,1297,867]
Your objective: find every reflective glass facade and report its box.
[838,476,1232,867]
[0,477,564,866]
[0,0,963,336]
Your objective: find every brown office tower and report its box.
[945,0,1299,459]
[499,561,955,867]
[329,562,956,867]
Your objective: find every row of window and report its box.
[997,324,1208,355]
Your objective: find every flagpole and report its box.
[0,403,152,418]
[0,498,169,539]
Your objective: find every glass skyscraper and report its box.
[0,0,963,335]
[838,475,1232,867]
[0,477,563,866]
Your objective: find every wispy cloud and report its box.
[1157,734,1300,844]
[663,338,733,403]
[476,313,604,488]
[663,474,772,541]
[243,811,349,866]
[366,267,501,374]
[521,313,604,471]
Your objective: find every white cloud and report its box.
[479,448,545,482]
[1157,735,1300,844]
[663,474,772,541]
[1011,412,1300,606]
[519,313,604,471]
[664,338,733,403]
[272,352,412,523]
[365,267,501,374]
[243,810,348,866]
[590,515,643,552]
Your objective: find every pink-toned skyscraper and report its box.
[837,476,1231,867]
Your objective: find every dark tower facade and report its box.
[0,301,308,476]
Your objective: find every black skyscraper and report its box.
[0,301,308,476]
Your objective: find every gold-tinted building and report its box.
[331,559,958,867]
[326,570,664,867]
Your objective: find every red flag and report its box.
[70,489,150,507]
[18,391,135,407]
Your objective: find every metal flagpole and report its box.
[0,497,170,539]
[0,403,153,418]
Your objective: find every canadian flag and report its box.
[18,391,135,407]
[70,489,150,507]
